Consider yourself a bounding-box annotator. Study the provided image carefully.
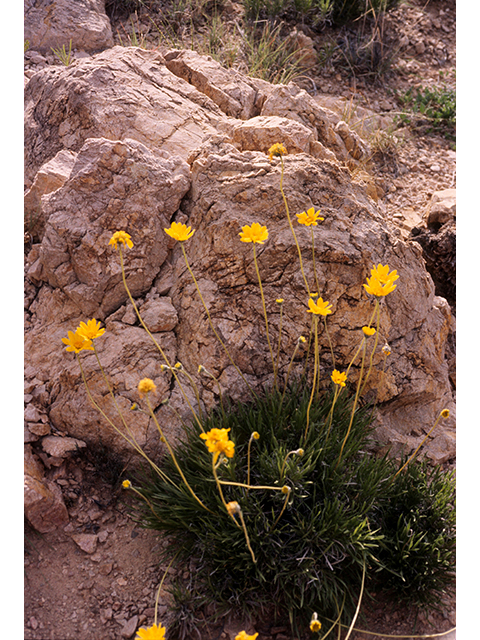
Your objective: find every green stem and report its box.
[252,244,276,388]
[343,560,366,640]
[269,487,291,532]
[275,302,284,391]
[154,554,178,627]
[311,226,321,296]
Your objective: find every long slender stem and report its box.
[275,302,284,390]
[280,156,310,295]
[323,315,336,370]
[311,226,321,295]
[343,560,366,640]
[359,300,381,396]
[145,393,212,512]
[212,455,228,509]
[253,244,276,388]
[269,487,291,532]
[118,246,203,431]
[180,243,257,398]
[154,553,178,626]
[336,338,366,469]
[77,353,174,486]
[304,316,319,443]
[390,412,445,482]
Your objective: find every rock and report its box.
[24,45,454,463]
[24,149,78,241]
[24,0,114,54]
[32,136,190,317]
[120,615,139,638]
[71,533,98,554]
[425,188,456,228]
[164,49,269,120]
[232,114,317,157]
[138,297,179,332]
[42,435,87,458]
[24,46,231,183]
[284,29,318,69]
[24,46,363,184]
[24,448,70,533]
[410,221,456,310]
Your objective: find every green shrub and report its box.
[129,384,455,637]
[397,84,456,141]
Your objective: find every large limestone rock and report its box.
[24,46,455,467]
[24,0,114,54]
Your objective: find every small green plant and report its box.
[24,39,30,53]
[241,21,308,84]
[51,39,73,66]
[397,84,456,141]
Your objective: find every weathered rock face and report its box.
[24,0,114,54]
[25,46,455,475]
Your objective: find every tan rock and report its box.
[35,136,190,318]
[24,47,232,183]
[24,0,114,53]
[425,188,456,227]
[24,462,69,533]
[232,115,316,156]
[24,149,77,241]
[42,435,87,458]
[71,533,98,554]
[164,49,268,120]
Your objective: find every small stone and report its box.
[120,615,139,638]
[71,533,98,554]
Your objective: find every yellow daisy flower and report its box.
[362,326,376,337]
[235,632,259,640]
[138,378,157,395]
[200,428,235,462]
[109,231,133,250]
[307,296,332,316]
[268,142,287,160]
[62,330,94,353]
[331,370,347,387]
[77,318,105,341]
[135,623,166,640]
[296,207,324,226]
[239,223,269,244]
[164,221,195,242]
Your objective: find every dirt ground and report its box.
[24,0,456,638]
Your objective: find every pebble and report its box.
[121,614,139,638]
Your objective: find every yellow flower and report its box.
[307,297,332,316]
[296,207,324,226]
[268,143,287,160]
[371,263,399,285]
[309,612,322,632]
[235,632,259,640]
[109,231,133,250]
[441,409,450,418]
[200,428,235,461]
[138,378,157,395]
[252,431,260,440]
[276,298,284,304]
[122,480,132,489]
[226,501,241,517]
[382,343,391,356]
[135,623,166,640]
[298,336,306,343]
[239,222,269,244]
[164,221,195,242]
[363,264,399,297]
[62,330,94,353]
[281,485,291,495]
[77,318,105,341]
[331,370,347,387]
[362,326,376,337]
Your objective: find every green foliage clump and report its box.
[129,384,455,636]
[397,84,456,142]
